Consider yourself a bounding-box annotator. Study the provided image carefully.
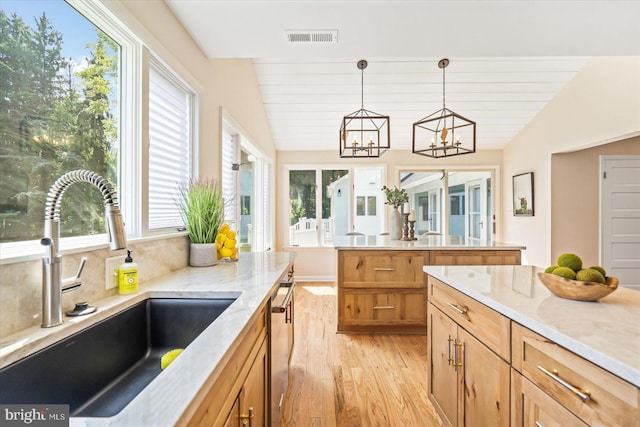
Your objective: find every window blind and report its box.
[148,63,192,230]
[221,128,238,225]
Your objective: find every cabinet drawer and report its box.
[428,276,510,361]
[430,250,521,266]
[340,251,428,288]
[512,369,588,427]
[338,289,426,332]
[512,323,640,427]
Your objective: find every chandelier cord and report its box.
[361,65,364,110]
[442,63,446,108]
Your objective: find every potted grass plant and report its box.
[178,178,225,266]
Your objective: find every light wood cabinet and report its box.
[512,323,640,427]
[186,305,269,427]
[511,369,588,427]
[430,250,521,266]
[337,248,521,333]
[428,303,510,427]
[338,250,428,333]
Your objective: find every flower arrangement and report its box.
[381,185,408,208]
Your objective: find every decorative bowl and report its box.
[537,272,619,302]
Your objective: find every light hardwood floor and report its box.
[281,282,444,427]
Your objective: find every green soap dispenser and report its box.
[118,249,138,294]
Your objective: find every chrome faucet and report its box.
[41,170,127,328]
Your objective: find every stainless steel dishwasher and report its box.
[270,274,295,426]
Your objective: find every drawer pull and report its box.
[537,365,591,402]
[453,340,463,369]
[446,302,469,315]
[447,335,454,365]
[535,422,543,427]
[373,305,395,310]
[373,267,395,271]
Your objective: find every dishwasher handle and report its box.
[272,281,296,313]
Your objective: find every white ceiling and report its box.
[165,1,640,152]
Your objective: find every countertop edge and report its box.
[424,266,640,389]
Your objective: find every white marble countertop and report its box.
[333,234,526,250]
[0,251,295,426]
[423,264,640,388]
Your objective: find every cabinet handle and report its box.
[373,267,395,271]
[373,305,395,310]
[447,335,454,366]
[535,422,544,427]
[453,340,463,370]
[446,302,469,315]
[537,365,591,402]
[240,407,254,427]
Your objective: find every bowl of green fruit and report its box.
[538,253,619,302]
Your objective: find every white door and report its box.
[601,156,640,291]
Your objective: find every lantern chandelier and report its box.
[339,60,390,158]
[412,58,476,158]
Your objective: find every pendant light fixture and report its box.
[412,58,476,158]
[339,60,390,158]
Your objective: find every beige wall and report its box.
[551,136,640,267]
[503,57,640,267]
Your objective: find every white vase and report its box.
[390,207,402,240]
[189,242,217,267]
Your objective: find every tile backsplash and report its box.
[0,235,189,338]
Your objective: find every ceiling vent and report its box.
[285,30,338,44]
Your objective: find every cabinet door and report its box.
[223,395,241,427]
[241,336,268,427]
[512,370,588,427]
[458,328,510,427]
[428,304,458,427]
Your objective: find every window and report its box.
[221,117,273,252]
[356,196,377,216]
[148,59,193,231]
[0,0,121,243]
[401,170,493,239]
[0,0,199,260]
[287,166,383,246]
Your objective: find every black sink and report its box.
[0,297,236,417]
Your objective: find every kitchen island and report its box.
[334,235,525,333]
[424,264,640,426]
[0,251,295,426]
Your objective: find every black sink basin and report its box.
[0,297,236,417]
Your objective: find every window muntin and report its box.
[0,1,120,243]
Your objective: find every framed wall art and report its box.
[513,172,534,216]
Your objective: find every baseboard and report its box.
[294,275,335,282]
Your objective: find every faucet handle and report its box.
[62,257,87,292]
